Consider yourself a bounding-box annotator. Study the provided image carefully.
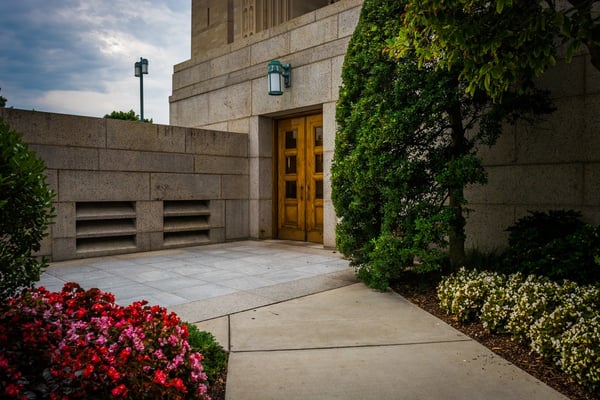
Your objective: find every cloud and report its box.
[0,0,190,124]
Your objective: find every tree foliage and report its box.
[332,0,553,289]
[104,109,152,123]
[389,0,600,101]
[0,118,55,299]
[0,88,6,107]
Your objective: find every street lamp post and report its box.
[134,57,149,121]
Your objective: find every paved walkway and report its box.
[38,240,568,400]
[38,240,352,321]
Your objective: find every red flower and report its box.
[153,369,167,385]
[111,383,128,397]
[169,377,187,392]
[107,366,121,382]
[82,364,94,378]
[4,383,21,396]
[119,348,131,361]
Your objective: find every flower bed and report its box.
[438,268,599,395]
[0,283,210,399]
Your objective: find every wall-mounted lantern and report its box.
[268,60,291,96]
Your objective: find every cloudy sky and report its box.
[0,1,191,124]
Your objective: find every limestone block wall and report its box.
[465,51,600,251]
[0,108,249,261]
[172,0,361,131]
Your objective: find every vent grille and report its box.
[163,200,211,246]
[76,202,136,253]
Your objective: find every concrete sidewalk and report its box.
[39,241,568,399]
[199,285,568,400]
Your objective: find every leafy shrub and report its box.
[438,269,600,394]
[502,210,600,284]
[359,233,413,291]
[184,323,228,386]
[333,0,551,290]
[0,283,209,399]
[0,118,55,300]
[463,248,503,271]
[332,0,475,287]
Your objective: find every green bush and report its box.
[463,248,503,271]
[332,0,475,285]
[332,0,552,290]
[502,210,600,284]
[438,268,600,394]
[184,322,228,386]
[0,118,54,300]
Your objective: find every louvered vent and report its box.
[76,202,136,253]
[163,200,210,246]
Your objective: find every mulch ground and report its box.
[390,272,597,400]
[207,368,227,400]
[206,273,596,400]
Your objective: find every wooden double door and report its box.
[276,114,324,243]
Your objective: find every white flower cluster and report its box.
[438,268,599,394]
[437,268,504,322]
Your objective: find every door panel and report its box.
[277,118,306,241]
[277,114,323,243]
[306,114,324,243]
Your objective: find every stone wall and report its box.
[465,51,600,251]
[0,108,249,261]
[171,0,363,248]
[190,0,339,57]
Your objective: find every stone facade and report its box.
[0,108,250,261]
[172,0,600,252]
[191,0,340,57]
[171,0,362,248]
[465,52,600,250]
